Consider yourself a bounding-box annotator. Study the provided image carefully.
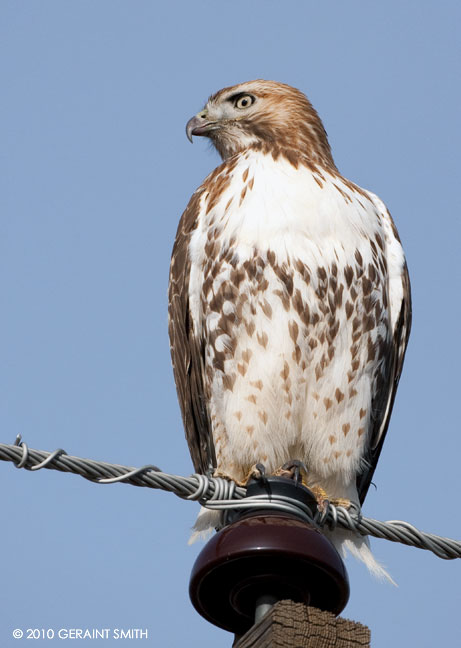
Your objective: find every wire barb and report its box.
[1,438,460,560]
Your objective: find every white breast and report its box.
[188,150,404,502]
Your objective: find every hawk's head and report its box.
[186,80,335,169]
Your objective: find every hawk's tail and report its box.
[188,507,222,545]
[326,528,396,585]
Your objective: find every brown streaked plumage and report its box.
[168,187,215,474]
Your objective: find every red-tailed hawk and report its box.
[168,80,411,575]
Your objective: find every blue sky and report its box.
[1,1,460,646]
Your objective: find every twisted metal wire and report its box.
[1,436,460,561]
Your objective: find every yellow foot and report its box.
[309,485,329,504]
[212,470,249,488]
[241,463,267,485]
[314,488,352,511]
[274,460,309,487]
[331,497,352,509]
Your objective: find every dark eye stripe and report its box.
[227,92,256,106]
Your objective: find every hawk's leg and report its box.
[213,464,268,486]
[242,462,267,485]
[275,459,309,486]
[317,495,352,510]
[212,469,249,487]
[274,462,351,509]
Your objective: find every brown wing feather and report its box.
[168,189,216,475]
[357,262,412,503]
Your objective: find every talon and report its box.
[275,459,309,485]
[254,463,266,479]
[309,486,352,511]
[316,498,330,514]
[241,463,267,485]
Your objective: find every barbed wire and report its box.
[1,436,460,561]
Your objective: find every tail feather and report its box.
[188,507,222,545]
[327,528,396,585]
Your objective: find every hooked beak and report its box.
[186,113,215,143]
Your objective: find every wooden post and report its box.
[234,600,371,648]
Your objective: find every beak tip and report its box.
[186,116,197,144]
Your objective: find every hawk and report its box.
[168,80,411,574]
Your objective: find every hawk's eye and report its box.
[234,94,255,109]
